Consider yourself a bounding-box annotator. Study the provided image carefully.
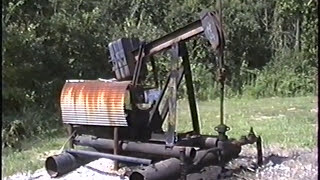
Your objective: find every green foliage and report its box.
[242,50,317,98]
[2,106,60,148]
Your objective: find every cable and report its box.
[58,130,76,154]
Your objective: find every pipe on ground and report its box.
[45,152,96,178]
[191,141,241,171]
[129,141,242,180]
[74,136,196,159]
[175,136,218,148]
[66,149,152,165]
[129,158,181,180]
[45,149,152,178]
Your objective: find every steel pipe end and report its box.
[129,172,144,180]
[45,153,78,178]
[45,156,59,178]
[186,147,197,160]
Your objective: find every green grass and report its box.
[176,96,317,148]
[2,96,317,177]
[2,131,67,178]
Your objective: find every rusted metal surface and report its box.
[132,20,203,60]
[74,136,196,159]
[129,158,181,180]
[131,11,223,60]
[60,80,131,126]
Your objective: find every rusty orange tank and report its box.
[60,80,131,126]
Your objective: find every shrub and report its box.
[242,50,317,98]
[2,106,61,148]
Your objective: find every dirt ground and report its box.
[187,145,318,180]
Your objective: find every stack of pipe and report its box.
[45,136,242,179]
[128,140,241,180]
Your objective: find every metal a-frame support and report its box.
[165,42,200,146]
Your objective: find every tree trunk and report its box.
[294,17,301,52]
[264,0,268,31]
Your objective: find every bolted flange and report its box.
[214,124,230,141]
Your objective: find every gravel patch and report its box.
[4,146,318,180]
[226,145,318,180]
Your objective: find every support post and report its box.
[67,125,74,149]
[113,127,119,170]
[256,136,263,166]
[150,56,159,88]
[180,43,200,135]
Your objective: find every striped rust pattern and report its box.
[60,80,131,126]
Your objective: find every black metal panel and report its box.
[108,38,141,80]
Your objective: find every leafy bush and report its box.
[2,106,61,148]
[242,50,317,98]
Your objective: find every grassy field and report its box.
[2,96,317,177]
[177,96,317,148]
[2,132,67,178]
